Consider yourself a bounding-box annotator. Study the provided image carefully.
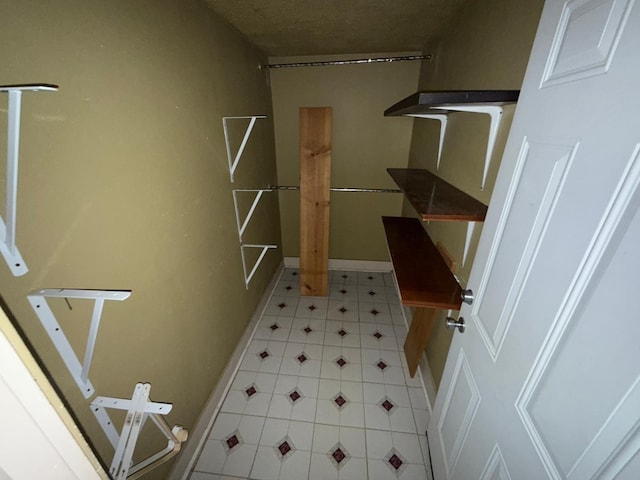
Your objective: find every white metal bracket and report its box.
[241,244,277,288]
[27,289,131,398]
[91,383,188,480]
[432,105,504,190]
[462,221,477,267]
[407,113,448,170]
[232,189,273,242]
[0,84,58,276]
[223,115,266,182]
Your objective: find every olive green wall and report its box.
[407,0,545,387]
[269,53,421,261]
[0,1,280,477]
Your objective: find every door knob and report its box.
[461,289,474,305]
[446,316,465,333]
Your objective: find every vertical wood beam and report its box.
[299,107,332,296]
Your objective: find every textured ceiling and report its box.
[205,0,469,56]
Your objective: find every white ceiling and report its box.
[205,0,469,56]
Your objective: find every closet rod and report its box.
[272,185,401,193]
[260,54,432,69]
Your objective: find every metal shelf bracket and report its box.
[232,189,273,242]
[223,115,266,182]
[407,113,448,170]
[241,244,277,288]
[27,288,131,398]
[463,221,477,267]
[91,383,188,480]
[0,84,58,276]
[432,105,504,190]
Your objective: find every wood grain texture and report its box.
[299,107,332,296]
[403,242,456,378]
[382,216,462,309]
[388,168,487,221]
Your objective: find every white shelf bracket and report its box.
[407,113,448,170]
[91,383,188,480]
[241,244,277,288]
[462,221,477,267]
[432,105,504,190]
[223,115,266,182]
[232,189,273,242]
[0,84,58,276]
[27,288,131,398]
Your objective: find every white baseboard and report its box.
[284,257,392,272]
[168,261,285,480]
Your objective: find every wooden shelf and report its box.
[388,168,487,222]
[384,90,519,116]
[382,216,462,310]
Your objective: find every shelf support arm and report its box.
[232,189,273,242]
[432,105,504,190]
[241,244,277,288]
[223,115,266,182]
[0,84,58,276]
[407,113,448,170]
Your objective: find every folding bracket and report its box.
[91,383,188,480]
[241,244,277,288]
[432,105,504,190]
[223,115,266,182]
[1,84,58,276]
[27,288,131,398]
[232,189,273,242]
[407,113,448,170]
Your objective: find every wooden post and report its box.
[299,107,332,296]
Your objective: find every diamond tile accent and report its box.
[371,308,379,316]
[292,271,298,276]
[342,274,348,279]
[368,290,376,297]
[335,356,348,368]
[244,384,258,399]
[337,328,348,337]
[368,275,374,280]
[384,448,407,475]
[288,388,302,404]
[303,326,313,334]
[380,396,397,415]
[274,436,295,460]
[278,302,287,309]
[373,330,384,340]
[296,353,308,364]
[339,288,348,294]
[226,434,240,449]
[258,350,270,360]
[376,360,388,371]
[270,323,279,331]
[308,304,317,311]
[332,392,349,409]
[223,430,244,454]
[285,285,293,291]
[328,442,351,469]
[339,306,348,313]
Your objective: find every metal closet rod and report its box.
[271,185,401,193]
[260,54,432,69]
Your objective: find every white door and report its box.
[428,0,640,479]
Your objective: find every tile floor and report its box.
[189,268,433,480]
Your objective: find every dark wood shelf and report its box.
[384,90,519,116]
[388,168,487,222]
[382,216,462,310]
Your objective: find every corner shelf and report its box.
[385,90,519,189]
[382,216,462,310]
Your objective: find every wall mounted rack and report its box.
[91,383,187,479]
[1,84,58,276]
[27,288,131,398]
[385,90,519,190]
